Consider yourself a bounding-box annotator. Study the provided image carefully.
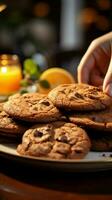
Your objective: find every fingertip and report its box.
[77,54,95,84]
[77,63,89,83]
[77,65,91,84]
[77,66,83,83]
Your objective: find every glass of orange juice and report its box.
[0,54,22,101]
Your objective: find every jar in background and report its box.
[0,54,22,100]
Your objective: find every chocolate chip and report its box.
[75,149,82,153]
[91,116,103,122]
[74,92,84,99]
[34,130,43,137]
[61,90,66,94]
[87,94,99,100]
[91,116,96,121]
[41,101,50,106]
[60,135,68,143]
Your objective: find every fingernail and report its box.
[105,83,112,96]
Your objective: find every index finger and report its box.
[77,53,95,83]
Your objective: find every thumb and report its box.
[103,55,112,96]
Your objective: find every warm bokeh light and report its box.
[0,4,7,12]
[79,8,97,26]
[97,0,111,10]
[33,2,50,17]
[1,66,7,73]
[1,60,8,66]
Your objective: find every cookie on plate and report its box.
[0,110,29,137]
[17,121,91,159]
[3,93,62,123]
[69,106,112,131]
[48,83,112,111]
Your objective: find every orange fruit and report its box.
[38,67,75,94]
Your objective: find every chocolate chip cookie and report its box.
[17,121,91,159]
[48,83,112,111]
[69,106,112,131]
[0,109,28,137]
[3,93,62,123]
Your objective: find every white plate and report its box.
[1,142,112,172]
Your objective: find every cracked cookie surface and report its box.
[48,84,112,111]
[17,121,91,159]
[3,93,62,123]
[69,106,112,131]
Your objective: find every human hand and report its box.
[78,32,112,96]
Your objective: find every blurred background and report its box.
[0,0,112,74]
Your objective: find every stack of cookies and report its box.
[1,83,112,160]
[0,102,29,138]
[48,84,112,152]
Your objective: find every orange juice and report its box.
[0,54,22,95]
[0,66,22,94]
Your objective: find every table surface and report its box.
[1,156,112,200]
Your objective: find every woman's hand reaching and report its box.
[78,32,112,96]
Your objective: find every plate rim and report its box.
[1,143,112,164]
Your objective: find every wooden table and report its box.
[0,156,112,200]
